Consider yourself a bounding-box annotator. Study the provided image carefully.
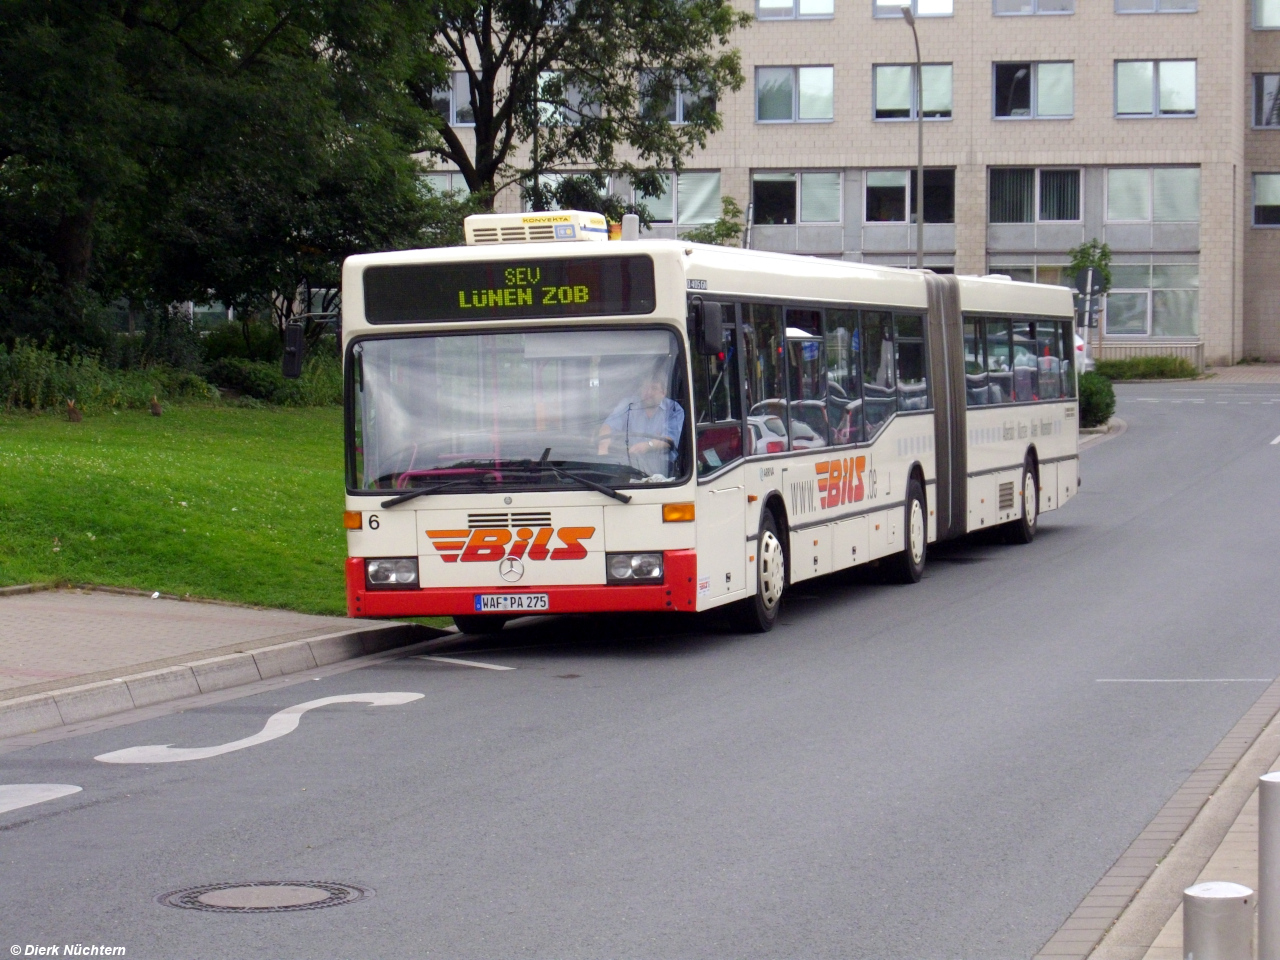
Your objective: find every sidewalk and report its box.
[0,586,443,739]
[1204,363,1280,384]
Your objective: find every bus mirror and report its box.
[282,322,305,379]
[690,299,724,355]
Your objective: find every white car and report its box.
[1074,334,1096,373]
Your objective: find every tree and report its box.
[411,0,752,208]
[1068,239,1113,295]
[681,195,743,246]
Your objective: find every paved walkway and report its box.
[1205,363,1280,383]
[0,588,356,701]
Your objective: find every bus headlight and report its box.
[366,557,419,588]
[606,553,663,584]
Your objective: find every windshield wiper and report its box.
[503,450,633,504]
[380,476,488,508]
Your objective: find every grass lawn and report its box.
[0,406,355,615]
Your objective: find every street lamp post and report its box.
[901,5,924,271]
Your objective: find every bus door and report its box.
[693,303,747,605]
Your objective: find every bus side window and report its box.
[825,309,863,444]
[785,308,829,449]
[1061,321,1077,398]
[1012,320,1038,402]
[1036,320,1061,401]
[986,319,1013,404]
[742,302,788,454]
[693,305,743,475]
[894,313,928,411]
[964,319,988,407]
[862,311,897,437]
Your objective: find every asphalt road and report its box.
[3,381,1280,960]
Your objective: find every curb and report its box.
[0,621,443,740]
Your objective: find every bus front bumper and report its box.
[346,550,698,618]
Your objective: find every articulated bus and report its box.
[340,210,1078,633]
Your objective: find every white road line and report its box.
[94,693,424,764]
[1096,678,1273,683]
[1271,434,1280,445]
[0,784,82,815]
[416,656,515,671]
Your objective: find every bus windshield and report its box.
[349,328,691,492]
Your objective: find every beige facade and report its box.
[465,1,1280,363]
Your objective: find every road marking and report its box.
[0,784,82,815]
[416,656,515,671]
[94,693,424,764]
[1097,678,1273,683]
[1271,434,1280,445]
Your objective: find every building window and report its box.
[865,169,955,223]
[875,0,952,16]
[432,72,475,126]
[758,0,834,18]
[1115,60,1196,117]
[989,168,1081,223]
[1255,75,1280,127]
[421,171,469,195]
[1253,173,1280,225]
[988,264,1074,286]
[1258,0,1280,27]
[994,0,1074,13]
[874,64,953,120]
[994,62,1074,118]
[752,172,842,224]
[1106,167,1200,222]
[1116,0,1197,11]
[643,78,716,125]
[756,67,834,122]
[633,172,722,225]
[1105,265,1199,338]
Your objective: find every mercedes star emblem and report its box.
[498,557,525,582]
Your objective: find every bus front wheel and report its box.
[729,510,787,633]
[1004,457,1039,545]
[453,615,509,635]
[887,476,927,584]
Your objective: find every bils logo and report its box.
[426,527,596,563]
[815,456,867,509]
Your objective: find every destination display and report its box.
[363,255,656,324]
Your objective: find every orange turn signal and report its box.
[343,510,363,530]
[662,502,695,523]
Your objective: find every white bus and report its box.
[339,210,1078,633]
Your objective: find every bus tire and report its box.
[453,615,509,635]
[729,510,786,633]
[887,476,927,584]
[1004,457,1039,545]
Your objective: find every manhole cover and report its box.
[158,881,371,913]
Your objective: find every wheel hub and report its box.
[909,499,925,565]
[759,531,785,610]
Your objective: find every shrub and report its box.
[201,319,283,364]
[0,339,218,411]
[206,353,342,406]
[1095,356,1197,380]
[1079,371,1116,428]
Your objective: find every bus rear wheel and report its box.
[1004,457,1039,545]
[886,476,927,584]
[729,510,786,633]
[453,615,509,635]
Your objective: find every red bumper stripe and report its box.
[346,550,697,618]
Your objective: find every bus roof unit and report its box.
[464,210,609,246]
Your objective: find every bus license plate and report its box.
[474,593,549,613]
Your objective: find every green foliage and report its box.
[1068,239,1113,296]
[528,174,654,227]
[207,354,342,406]
[1095,356,1198,380]
[418,0,752,203]
[1079,371,1116,428]
[201,321,283,365]
[682,196,745,246]
[0,407,350,614]
[0,340,216,412]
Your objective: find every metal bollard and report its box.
[1184,881,1254,960]
[1260,772,1280,959]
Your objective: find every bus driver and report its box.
[597,369,686,478]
